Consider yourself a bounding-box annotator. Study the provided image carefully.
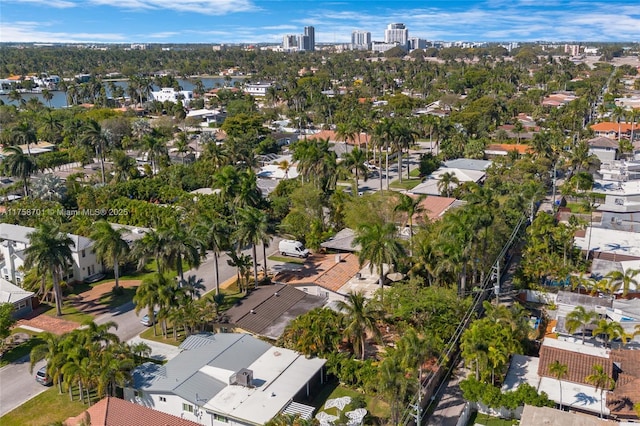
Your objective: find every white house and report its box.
[151,87,194,105]
[244,82,274,97]
[124,333,325,426]
[592,180,640,213]
[0,277,34,317]
[0,223,101,285]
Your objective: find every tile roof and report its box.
[274,253,362,293]
[608,349,640,417]
[588,137,619,149]
[590,122,634,133]
[222,284,325,339]
[538,343,611,386]
[69,396,201,426]
[306,130,369,146]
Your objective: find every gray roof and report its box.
[320,228,360,252]
[223,285,326,339]
[0,277,34,303]
[588,136,619,149]
[135,333,271,405]
[443,158,492,171]
[0,223,92,253]
[556,291,613,309]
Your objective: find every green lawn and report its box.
[0,387,88,426]
[0,328,44,367]
[468,412,519,426]
[41,302,93,324]
[389,178,422,190]
[311,381,390,422]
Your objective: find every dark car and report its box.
[35,366,52,386]
[84,273,106,284]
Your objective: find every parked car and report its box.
[35,366,52,386]
[84,273,106,284]
[140,310,158,327]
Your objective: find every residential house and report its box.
[589,137,620,162]
[575,227,640,263]
[0,278,33,318]
[186,108,226,126]
[410,167,487,196]
[273,253,382,301]
[215,284,325,339]
[307,130,369,148]
[243,82,274,97]
[0,223,101,285]
[542,92,578,108]
[592,180,640,214]
[320,228,359,253]
[151,88,194,106]
[125,333,325,425]
[590,122,634,141]
[485,144,534,158]
[66,396,201,426]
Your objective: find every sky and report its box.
[0,0,639,44]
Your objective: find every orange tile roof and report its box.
[307,130,369,146]
[66,397,201,426]
[590,122,634,133]
[486,144,534,155]
[274,253,362,293]
[538,345,611,386]
[607,349,640,418]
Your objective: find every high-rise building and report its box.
[283,34,298,51]
[303,26,315,51]
[351,30,371,50]
[384,23,408,48]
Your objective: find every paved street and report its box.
[0,357,47,416]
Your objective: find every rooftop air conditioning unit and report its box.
[229,368,253,387]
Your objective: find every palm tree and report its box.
[341,147,368,192]
[80,120,110,184]
[3,145,37,196]
[197,215,230,295]
[158,220,205,283]
[549,360,568,410]
[109,150,137,182]
[29,332,65,393]
[90,221,130,290]
[12,120,37,156]
[438,171,459,197]
[585,364,614,419]
[592,319,625,349]
[30,174,67,201]
[336,292,381,360]
[133,272,166,336]
[394,193,426,256]
[235,206,269,288]
[605,269,640,298]
[277,159,291,179]
[141,133,168,174]
[24,223,73,316]
[353,222,405,301]
[565,305,597,343]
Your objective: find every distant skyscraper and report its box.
[351,30,371,50]
[283,34,298,51]
[304,26,315,51]
[384,23,408,48]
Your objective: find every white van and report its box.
[279,239,310,258]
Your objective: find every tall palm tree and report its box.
[197,215,230,295]
[235,206,269,288]
[354,222,405,301]
[12,120,37,156]
[30,174,67,201]
[336,292,381,360]
[341,147,368,192]
[141,133,168,174]
[158,220,205,284]
[24,223,73,316]
[394,193,426,256]
[29,332,65,393]
[3,145,37,196]
[80,120,110,184]
[549,360,568,410]
[585,364,614,419]
[133,272,166,336]
[90,221,130,290]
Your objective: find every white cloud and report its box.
[0,21,127,43]
[88,0,258,15]
[147,31,181,38]
[5,0,76,8]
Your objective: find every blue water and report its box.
[0,77,239,109]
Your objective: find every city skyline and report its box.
[0,0,639,44]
